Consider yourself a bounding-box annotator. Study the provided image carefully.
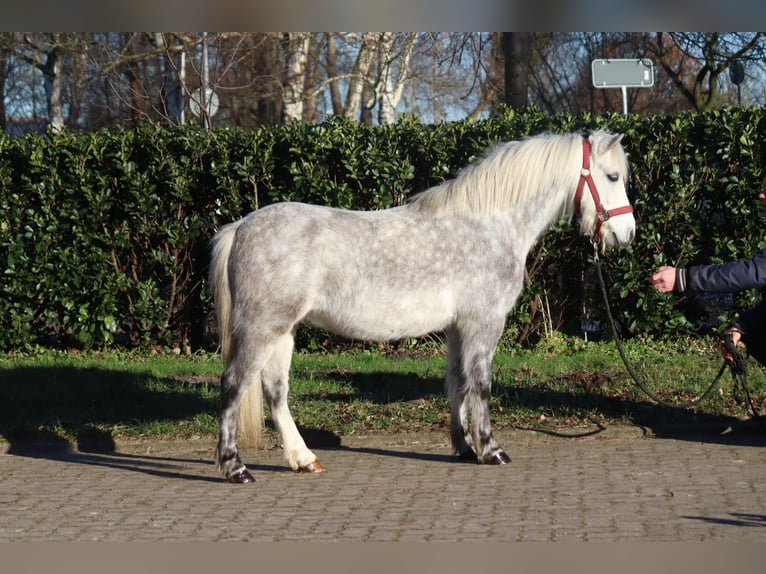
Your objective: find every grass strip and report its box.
[1,334,763,448]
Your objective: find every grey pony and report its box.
[209,130,636,483]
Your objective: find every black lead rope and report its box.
[591,240,761,420]
[721,331,761,421]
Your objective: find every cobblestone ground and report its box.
[1,429,765,542]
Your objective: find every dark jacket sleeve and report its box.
[676,247,766,294]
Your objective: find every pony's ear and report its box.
[594,132,624,154]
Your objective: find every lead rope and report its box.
[590,239,761,420]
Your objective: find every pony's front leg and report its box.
[469,354,511,465]
[456,316,511,465]
[449,395,476,460]
[216,368,255,483]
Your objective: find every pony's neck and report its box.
[505,182,574,256]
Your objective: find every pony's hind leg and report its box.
[446,329,476,460]
[216,358,262,483]
[262,332,325,473]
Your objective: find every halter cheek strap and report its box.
[574,137,633,239]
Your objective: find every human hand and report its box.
[718,328,743,363]
[650,266,676,293]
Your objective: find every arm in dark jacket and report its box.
[675,247,766,294]
[674,247,766,363]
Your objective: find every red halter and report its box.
[573,137,633,240]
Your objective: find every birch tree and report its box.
[374,32,416,124]
[343,32,377,121]
[281,32,310,123]
[324,33,344,115]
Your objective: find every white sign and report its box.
[592,59,654,88]
[189,88,219,118]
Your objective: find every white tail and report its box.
[210,221,264,449]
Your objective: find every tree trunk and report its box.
[153,33,183,125]
[376,33,416,124]
[344,33,376,121]
[503,32,531,109]
[325,34,344,115]
[281,32,310,123]
[42,47,64,131]
[0,48,7,132]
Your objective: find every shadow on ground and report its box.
[681,513,766,528]
[6,444,227,483]
[319,368,766,447]
[2,363,764,481]
[0,365,217,452]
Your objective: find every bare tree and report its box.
[281,32,310,123]
[151,33,183,125]
[373,32,417,124]
[526,33,766,115]
[324,33,344,115]
[467,33,504,119]
[502,32,531,108]
[646,32,766,111]
[90,33,280,129]
[9,33,71,131]
[7,31,764,133]
[343,33,377,122]
[0,38,10,132]
[215,33,283,128]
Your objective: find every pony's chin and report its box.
[600,226,636,250]
[592,215,635,249]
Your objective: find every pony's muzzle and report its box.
[601,216,636,249]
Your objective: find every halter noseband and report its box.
[574,137,633,240]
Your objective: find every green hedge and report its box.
[1,108,765,351]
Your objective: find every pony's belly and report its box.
[305,300,453,342]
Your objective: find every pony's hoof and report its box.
[226,469,255,483]
[298,460,326,473]
[485,451,511,465]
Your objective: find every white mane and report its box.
[408,131,626,218]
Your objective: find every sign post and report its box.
[591,58,654,115]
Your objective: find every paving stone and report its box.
[1,428,765,541]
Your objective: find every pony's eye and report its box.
[607,173,620,182]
